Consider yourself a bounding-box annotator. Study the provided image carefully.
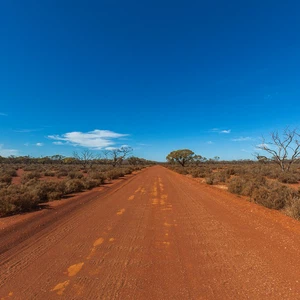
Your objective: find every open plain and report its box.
[1,166,300,299]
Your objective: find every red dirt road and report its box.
[2,166,300,299]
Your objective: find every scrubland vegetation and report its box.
[167,129,300,219]
[168,162,300,219]
[0,154,153,217]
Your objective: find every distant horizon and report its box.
[1,1,300,161]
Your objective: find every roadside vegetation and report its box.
[0,152,155,217]
[166,129,300,220]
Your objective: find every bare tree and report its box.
[104,146,133,167]
[256,128,300,172]
[253,153,269,164]
[73,149,95,169]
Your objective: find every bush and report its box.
[251,183,297,210]
[88,172,106,183]
[0,174,12,185]
[0,185,41,215]
[105,169,125,180]
[286,198,300,219]
[30,181,66,202]
[68,171,84,179]
[56,170,68,177]
[189,168,206,178]
[278,172,299,184]
[21,171,41,183]
[65,179,85,193]
[44,170,56,177]
[228,176,266,197]
[83,178,100,190]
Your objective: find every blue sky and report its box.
[1,0,300,161]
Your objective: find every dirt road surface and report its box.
[2,166,300,299]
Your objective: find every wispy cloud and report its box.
[255,143,270,151]
[14,129,42,133]
[231,137,252,142]
[206,141,213,144]
[0,112,8,116]
[220,129,231,134]
[0,144,18,157]
[211,128,231,134]
[49,129,129,150]
[36,142,43,147]
[53,141,63,145]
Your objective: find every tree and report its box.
[73,149,96,169]
[104,146,133,167]
[253,153,269,164]
[166,149,196,167]
[256,128,300,172]
[127,156,142,165]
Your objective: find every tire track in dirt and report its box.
[3,166,300,299]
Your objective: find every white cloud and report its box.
[210,128,231,134]
[36,143,43,147]
[0,144,18,157]
[220,129,231,134]
[256,143,269,149]
[207,141,213,144]
[53,141,63,145]
[49,129,129,150]
[231,137,252,142]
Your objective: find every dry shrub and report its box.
[189,168,206,178]
[65,179,85,193]
[0,185,40,216]
[88,172,106,183]
[278,172,299,184]
[0,174,12,185]
[0,168,18,177]
[123,167,133,175]
[205,176,215,185]
[44,170,56,177]
[285,199,300,219]
[251,184,295,210]
[21,171,41,183]
[68,171,84,179]
[56,169,68,177]
[228,176,266,196]
[28,181,66,202]
[83,178,100,190]
[105,169,125,180]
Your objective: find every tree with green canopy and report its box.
[166,149,196,167]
